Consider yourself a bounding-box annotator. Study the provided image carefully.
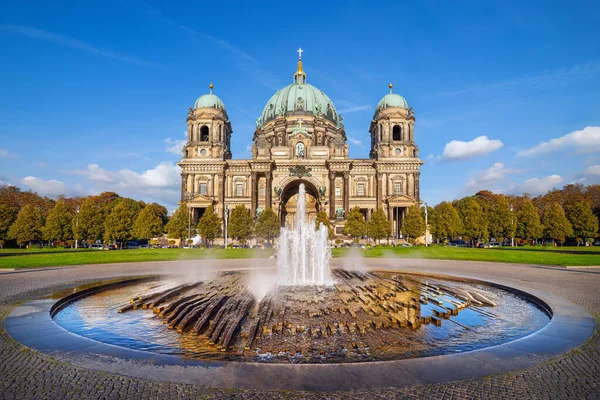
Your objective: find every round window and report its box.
[200,149,207,156]
[395,148,402,155]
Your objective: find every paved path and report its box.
[0,259,599,399]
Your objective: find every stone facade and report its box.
[177,52,423,238]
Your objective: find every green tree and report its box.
[133,203,166,240]
[542,202,573,245]
[43,200,73,242]
[228,205,254,245]
[343,206,366,242]
[166,203,191,246]
[315,210,334,240]
[516,198,542,242]
[8,204,44,247]
[104,198,142,248]
[431,202,462,244]
[456,197,487,247]
[74,197,106,244]
[401,204,426,243]
[567,201,598,245]
[367,208,391,244]
[488,196,514,241]
[254,208,280,244]
[0,204,19,248]
[197,205,221,247]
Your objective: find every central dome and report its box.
[259,83,339,126]
[258,50,338,127]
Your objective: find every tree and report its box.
[315,210,334,240]
[197,205,221,247]
[254,208,280,244]
[8,204,44,247]
[456,198,487,247]
[401,204,425,243]
[568,201,598,245]
[73,197,105,244]
[0,204,19,248]
[367,208,391,244]
[431,202,462,243]
[133,203,165,240]
[343,206,366,242]
[516,198,542,242]
[166,203,191,246]
[542,202,573,245]
[43,200,73,243]
[104,198,142,248]
[228,205,254,244]
[488,196,514,241]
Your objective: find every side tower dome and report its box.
[369,82,417,160]
[184,83,232,160]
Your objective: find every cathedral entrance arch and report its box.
[279,179,321,229]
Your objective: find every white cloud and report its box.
[584,164,600,177]
[20,176,81,197]
[0,24,162,69]
[347,137,364,148]
[463,162,522,194]
[338,104,371,114]
[165,132,187,155]
[517,126,600,157]
[516,175,563,195]
[442,136,503,160]
[0,148,18,159]
[427,154,435,160]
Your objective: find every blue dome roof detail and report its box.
[376,83,408,112]
[259,82,338,126]
[193,83,226,113]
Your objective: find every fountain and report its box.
[277,183,332,285]
[47,184,551,364]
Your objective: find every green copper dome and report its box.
[376,83,408,112]
[259,82,338,126]
[193,83,227,114]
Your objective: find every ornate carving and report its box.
[289,165,312,178]
[329,170,336,180]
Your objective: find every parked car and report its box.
[90,244,103,250]
[488,242,501,248]
[593,240,600,246]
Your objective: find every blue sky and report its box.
[1,0,599,211]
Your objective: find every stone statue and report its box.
[187,107,193,118]
[335,207,345,219]
[256,207,264,217]
[319,186,326,197]
[408,106,414,117]
[295,142,305,157]
[274,186,282,197]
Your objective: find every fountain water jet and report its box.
[277,183,332,285]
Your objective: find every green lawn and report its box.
[0,245,598,269]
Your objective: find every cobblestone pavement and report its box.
[0,259,599,399]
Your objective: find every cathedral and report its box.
[178,50,423,239]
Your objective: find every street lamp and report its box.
[423,202,428,247]
[510,204,514,247]
[224,205,229,249]
[75,205,80,249]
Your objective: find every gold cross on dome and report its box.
[297,48,303,59]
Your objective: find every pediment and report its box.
[386,194,415,205]
[188,194,215,205]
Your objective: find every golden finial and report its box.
[209,82,214,94]
[294,48,306,83]
[388,82,393,93]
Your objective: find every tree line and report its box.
[1,182,598,249]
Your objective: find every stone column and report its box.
[217,173,225,219]
[180,172,187,202]
[265,171,272,210]
[376,172,383,210]
[250,172,258,218]
[415,173,420,203]
[388,204,394,238]
[367,208,372,221]
[343,171,350,214]
[329,170,336,218]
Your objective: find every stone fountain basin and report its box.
[5,262,595,391]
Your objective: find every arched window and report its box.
[200,126,209,141]
[295,142,305,157]
[393,125,401,141]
